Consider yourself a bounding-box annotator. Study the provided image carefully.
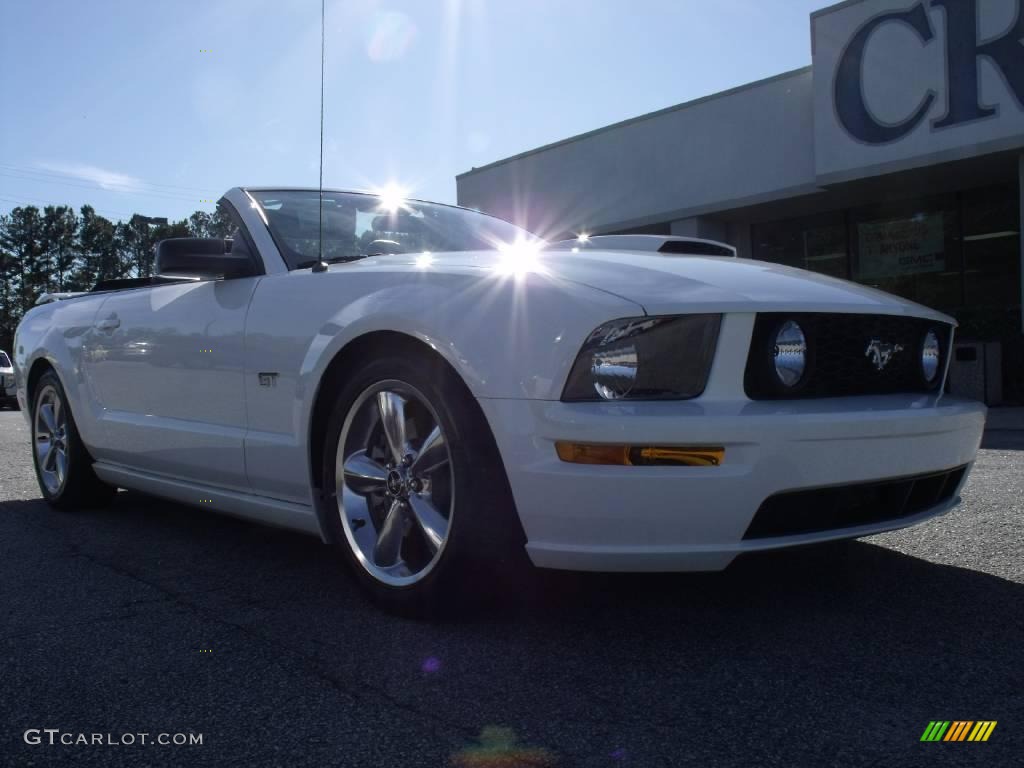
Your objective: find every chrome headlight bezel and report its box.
[561,314,721,402]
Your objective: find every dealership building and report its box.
[456,0,1024,403]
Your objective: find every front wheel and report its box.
[31,370,116,509]
[322,351,527,617]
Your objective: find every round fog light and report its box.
[922,329,941,384]
[773,320,806,388]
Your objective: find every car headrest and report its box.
[371,212,426,234]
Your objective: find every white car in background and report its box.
[13,187,986,615]
[1,350,18,410]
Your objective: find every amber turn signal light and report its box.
[555,442,724,467]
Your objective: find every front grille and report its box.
[744,313,951,399]
[743,465,967,540]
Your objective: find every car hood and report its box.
[364,249,954,324]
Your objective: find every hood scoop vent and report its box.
[549,234,736,257]
[657,239,735,257]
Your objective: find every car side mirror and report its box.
[155,238,257,280]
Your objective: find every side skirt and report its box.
[92,462,323,537]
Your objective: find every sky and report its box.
[1,0,828,224]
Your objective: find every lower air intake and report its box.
[743,465,968,540]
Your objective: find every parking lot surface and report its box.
[1,409,1021,767]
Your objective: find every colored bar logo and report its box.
[920,721,997,742]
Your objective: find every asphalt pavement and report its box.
[1,408,1021,767]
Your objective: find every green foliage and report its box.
[42,205,77,292]
[0,202,221,352]
[1,206,47,316]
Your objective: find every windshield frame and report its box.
[244,188,536,271]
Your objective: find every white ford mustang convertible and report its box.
[14,187,986,614]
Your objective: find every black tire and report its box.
[321,349,528,618]
[31,370,116,509]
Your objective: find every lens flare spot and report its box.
[366,11,418,62]
[451,727,556,768]
[421,656,442,673]
[416,252,434,268]
[493,236,546,276]
[374,182,410,213]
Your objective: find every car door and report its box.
[83,277,259,490]
[82,211,262,490]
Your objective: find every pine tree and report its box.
[0,214,18,353]
[42,205,79,292]
[0,206,48,315]
[76,205,124,287]
[0,200,231,350]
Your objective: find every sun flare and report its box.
[375,182,410,213]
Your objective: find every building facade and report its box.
[456,0,1024,402]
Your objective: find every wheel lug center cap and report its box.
[386,468,410,498]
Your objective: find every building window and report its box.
[849,195,962,313]
[749,184,1021,401]
[958,184,1022,401]
[751,212,848,278]
[961,185,1020,312]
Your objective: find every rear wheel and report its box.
[322,350,527,617]
[31,370,116,509]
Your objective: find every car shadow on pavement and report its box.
[3,490,1020,767]
[979,429,1024,450]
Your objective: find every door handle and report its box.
[97,314,120,332]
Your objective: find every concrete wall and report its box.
[669,217,729,243]
[456,69,819,238]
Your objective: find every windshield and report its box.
[248,190,536,269]
[0,351,10,368]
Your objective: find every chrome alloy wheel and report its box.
[336,380,455,586]
[34,384,70,495]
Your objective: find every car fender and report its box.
[242,267,641,513]
[298,266,643,405]
[14,298,107,442]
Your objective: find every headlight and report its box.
[921,328,941,385]
[562,314,721,401]
[773,320,807,388]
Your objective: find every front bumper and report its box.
[478,394,986,571]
